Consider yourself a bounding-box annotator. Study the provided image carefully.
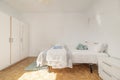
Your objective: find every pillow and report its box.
[87,43,97,51]
[53,46,63,49]
[98,44,108,53]
[94,43,103,52]
[76,43,88,50]
[94,43,108,53]
[53,44,64,49]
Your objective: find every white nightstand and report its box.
[98,57,120,80]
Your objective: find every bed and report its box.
[71,50,108,64]
[36,42,109,73]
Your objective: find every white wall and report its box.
[0,1,23,20]
[87,0,120,58]
[23,13,89,56]
[22,0,120,58]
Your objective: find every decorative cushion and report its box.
[53,46,63,49]
[53,44,64,49]
[76,43,88,50]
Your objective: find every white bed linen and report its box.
[36,50,47,67]
[71,50,108,64]
[36,48,108,68]
[46,48,67,68]
[36,46,72,69]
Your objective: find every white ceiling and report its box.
[1,0,95,13]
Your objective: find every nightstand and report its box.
[98,57,120,80]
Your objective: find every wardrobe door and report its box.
[19,22,24,60]
[0,12,10,70]
[19,22,29,60]
[22,24,29,58]
[11,17,20,64]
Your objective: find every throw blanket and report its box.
[36,46,72,68]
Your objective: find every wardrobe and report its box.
[0,11,29,70]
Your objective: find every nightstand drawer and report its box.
[101,61,112,72]
[102,61,112,67]
[102,70,112,80]
[98,57,120,80]
[112,76,120,80]
[111,67,120,80]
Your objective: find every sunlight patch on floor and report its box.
[18,70,57,80]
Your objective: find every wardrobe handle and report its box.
[9,38,13,43]
[9,38,11,43]
[20,38,23,42]
[11,38,13,43]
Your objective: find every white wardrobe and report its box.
[0,11,29,70]
[10,17,21,64]
[0,11,10,70]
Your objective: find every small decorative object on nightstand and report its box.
[98,57,120,80]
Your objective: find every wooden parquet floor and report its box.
[0,57,101,80]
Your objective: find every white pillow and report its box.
[54,43,64,47]
[87,42,98,51]
[94,43,108,53]
[101,44,108,53]
[94,43,103,52]
[86,42,108,53]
